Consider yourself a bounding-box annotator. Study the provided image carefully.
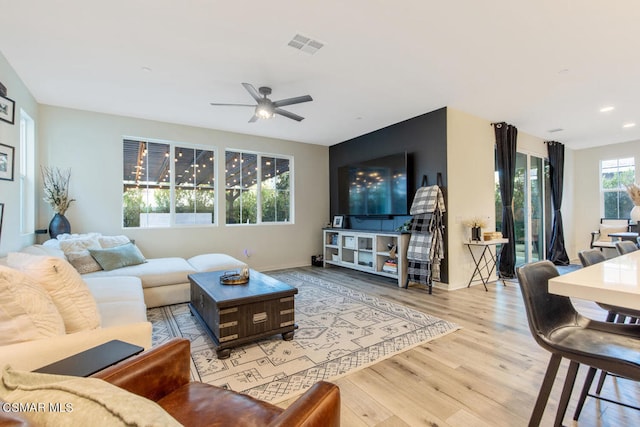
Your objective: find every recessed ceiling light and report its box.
[600,106,615,113]
[623,122,636,128]
[141,66,152,72]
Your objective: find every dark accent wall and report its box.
[329,107,449,282]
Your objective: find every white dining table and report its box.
[548,250,640,310]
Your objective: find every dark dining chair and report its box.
[615,240,639,255]
[573,249,640,420]
[516,260,640,427]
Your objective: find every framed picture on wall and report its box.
[332,215,344,228]
[0,95,15,125]
[0,143,14,181]
[0,203,4,243]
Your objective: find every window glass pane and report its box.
[225,151,257,224]
[600,157,635,218]
[123,140,170,227]
[174,147,215,224]
[275,158,291,222]
[123,139,215,228]
[261,156,291,222]
[226,151,291,225]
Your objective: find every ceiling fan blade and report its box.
[274,108,304,122]
[241,83,262,102]
[273,95,313,108]
[210,103,255,107]
[248,114,259,123]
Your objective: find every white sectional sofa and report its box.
[35,233,248,308]
[82,253,246,308]
[0,274,151,371]
[0,233,247,371]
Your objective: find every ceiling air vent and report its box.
[287,34,324,55]
[548,128,564,133]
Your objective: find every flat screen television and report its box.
[337,152,409,216]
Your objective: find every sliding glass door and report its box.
[496,151,550,266]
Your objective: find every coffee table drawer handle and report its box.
[253,312,268,324]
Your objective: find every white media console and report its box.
[322,228,410,287]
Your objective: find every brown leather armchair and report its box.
[0,338,340,427]
[91,338,340,427]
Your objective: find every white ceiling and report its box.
[2,0,640,150]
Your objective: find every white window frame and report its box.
[224,148,294,226]
[599,157,635,218]
[19,110,35,235]
[122,137,217,229]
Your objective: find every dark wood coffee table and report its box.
[188,269,297,359]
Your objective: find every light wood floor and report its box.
[275,265,640,427]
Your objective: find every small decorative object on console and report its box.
[464,217,487,242]
[483,231,503,241]
[220,267,250,285]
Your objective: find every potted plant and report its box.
[42,166,76,238]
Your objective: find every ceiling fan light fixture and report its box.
[256,105,274,119]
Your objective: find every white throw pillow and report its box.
[0,266,65,345]
[59,235,103,274]
[98,235,131,248]
[58,234,102,254]
[7,253,101,333]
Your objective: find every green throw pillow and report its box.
[0,365,181,426]
[89,243,146,271]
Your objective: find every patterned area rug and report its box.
[148,271,460,404]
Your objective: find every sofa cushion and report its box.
[84,277,147,327]
[7,253,101,334]
[157,382,282,427]
[19,244,66,259]
[0,366,181,427]
[188,253,247,272]
[0,266,65,345]
[89,243,146,271]
[83,258,197,289]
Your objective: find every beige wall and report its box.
[446,109,566,289]
[0,52,39,255]
[572,139,640,256]
[446,109,495,289]
[37,105,329,271]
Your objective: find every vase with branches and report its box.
[464,217,487,241]
[42,166,76,237]
[626,183,640,223]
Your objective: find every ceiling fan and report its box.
[210,83,313,123]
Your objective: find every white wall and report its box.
[0,52,39,255]
[37,105,329,271]
[573,139,640,255]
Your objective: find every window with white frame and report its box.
[225,150,292,224]
[601,157,635,218]
[122,138,215,228]
[20,110,35,234]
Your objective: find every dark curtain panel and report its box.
[546,141,570,265]
[494,122,517,278]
